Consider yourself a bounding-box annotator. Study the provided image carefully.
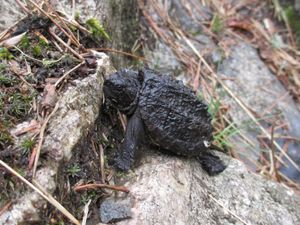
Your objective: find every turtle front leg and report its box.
[115,110,145,171]
[197,152,226,176]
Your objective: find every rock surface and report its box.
[218,42,300,182]
[101,150,300,225]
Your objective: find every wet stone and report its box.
[99,198,132,223]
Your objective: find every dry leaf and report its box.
[0,32,27,48]
[227,20,253,32]
[11,119,41,136]
[9,60,28,76]
[41,84,57,109]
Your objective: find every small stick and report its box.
[49,29,84,61]
[81,199,91,225]
[74,183,130,193]
[0,15,28,41]
[15,0,30,14]
[26,0,79,47]
[45,2,80,47]
[270,125,280,182]
[32,103,60,177]
[99,144,106,183]
[0,160,81,225]
[33,180,81,225]
[208,194,249,225]
[91,48,148,62]
[54,61,85,87]
[0,201,12,216]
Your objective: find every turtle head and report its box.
[104,69,142,114]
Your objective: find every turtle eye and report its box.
[203,140,211,148]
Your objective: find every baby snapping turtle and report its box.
[104,69,226,175]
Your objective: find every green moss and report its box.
[19,35,30,49]
[32,45,42,57]
[284,6,300,44]
[67,164,81,177]
[7,93,32,118]
[0,48,14,60]
[38,37,49,47]
[0,74,16,87]
[211,14,224,34]
[74,11,80,21]
[86,18,111,41]
[21,138,35,154]
[0,63,6,71]
[0,125,13,148]
[80,190,97,204]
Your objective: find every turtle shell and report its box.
[138,71,213,156]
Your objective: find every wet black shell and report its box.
[138,73,213,156]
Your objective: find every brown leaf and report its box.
[11,119,41,136]
[227,19,253,32]
[9,60,29,76]
[41,84,57,110]
[259,47,275,62]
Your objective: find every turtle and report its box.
[103,68,226,175]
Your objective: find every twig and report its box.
[49,29,84,61]
[45,2,81,47]
[13,45,43,64]
[0,201,12,216]
[208,194,249,225]
[15,0,30,14]
[257,134,300,142]
[73,183,130,193]
[32,180,81,225]
[0,160,81,225]
[26,0,79,47]
[81,199,91,225]
[270,125,280,182]
[0,15,28,41]
[91,48,148,62]
[54,61,85,87]
[32,103,60,177]
[99,143,106,183]
[118,111,127,132]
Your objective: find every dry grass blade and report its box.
[32,103,60,177]
[208,194,249,225]
[26,0,80,47]
[54,61,85,87]
[49,29,84,61]
[81,199,91,225]
[99,143,106,183]
[91,48,148,61]
[74,183,130,193]
[0,201,12,216]
[0,160,81,225]
[45,2,80,47]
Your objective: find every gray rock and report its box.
[100,198,132,223]
[218,42,300,181]
[108,150,300,225]
[0,0,25,32]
